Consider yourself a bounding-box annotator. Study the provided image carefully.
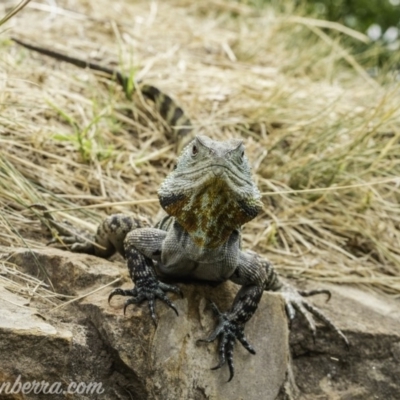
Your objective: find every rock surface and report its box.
[0,247,399,399]
[0,248,289,400]
[289,283,400,400]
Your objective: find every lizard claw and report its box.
[108,288,137,304]
[109,279,181,324]
[197,301,255,382]
[298,289,331,302]
[123,295,159,326]
[159,281,183,299]
[302,301,350,349]
[281,284,349,349]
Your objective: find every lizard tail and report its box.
[11,37,193,150]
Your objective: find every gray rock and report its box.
[3,247,124,295]
[1,248,399,399]
[288,282,400,400]
[0,248,289,399]
[79,281,289,400]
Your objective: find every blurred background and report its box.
[250,0,400,69]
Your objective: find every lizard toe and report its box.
[155,291,179,316]
[198,301,255,382]
[303,302,349,349]
[159,281,183,298]
[108,287,137,304]
[298,289,331,302]
[123,293,148,315]
[116,277,181,323]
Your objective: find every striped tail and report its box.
[12,37,194,151]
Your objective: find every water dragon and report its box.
[14,39,348,382]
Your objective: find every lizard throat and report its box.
[160,177,261,248]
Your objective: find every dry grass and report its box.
[1,0,400,299]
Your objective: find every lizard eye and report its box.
[192,145,198,157]
[239,149,245,163]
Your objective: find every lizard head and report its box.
[158,135,262,248]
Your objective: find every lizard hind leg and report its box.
[258,254,349,349]
[32,204,142,258]
[70,213,142,257]
[96,214,143,257]
[277,283,349,349]
[31,204,98,254]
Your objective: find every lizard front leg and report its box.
[198,251,265,381]
[109,228,182,324]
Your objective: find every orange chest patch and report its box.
[163,179,260,248]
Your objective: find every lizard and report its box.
[18,39,349,381]
[31,135,348,382]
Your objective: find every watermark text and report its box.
[0,375,105,395]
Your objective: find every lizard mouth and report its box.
[174,163,251,188]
